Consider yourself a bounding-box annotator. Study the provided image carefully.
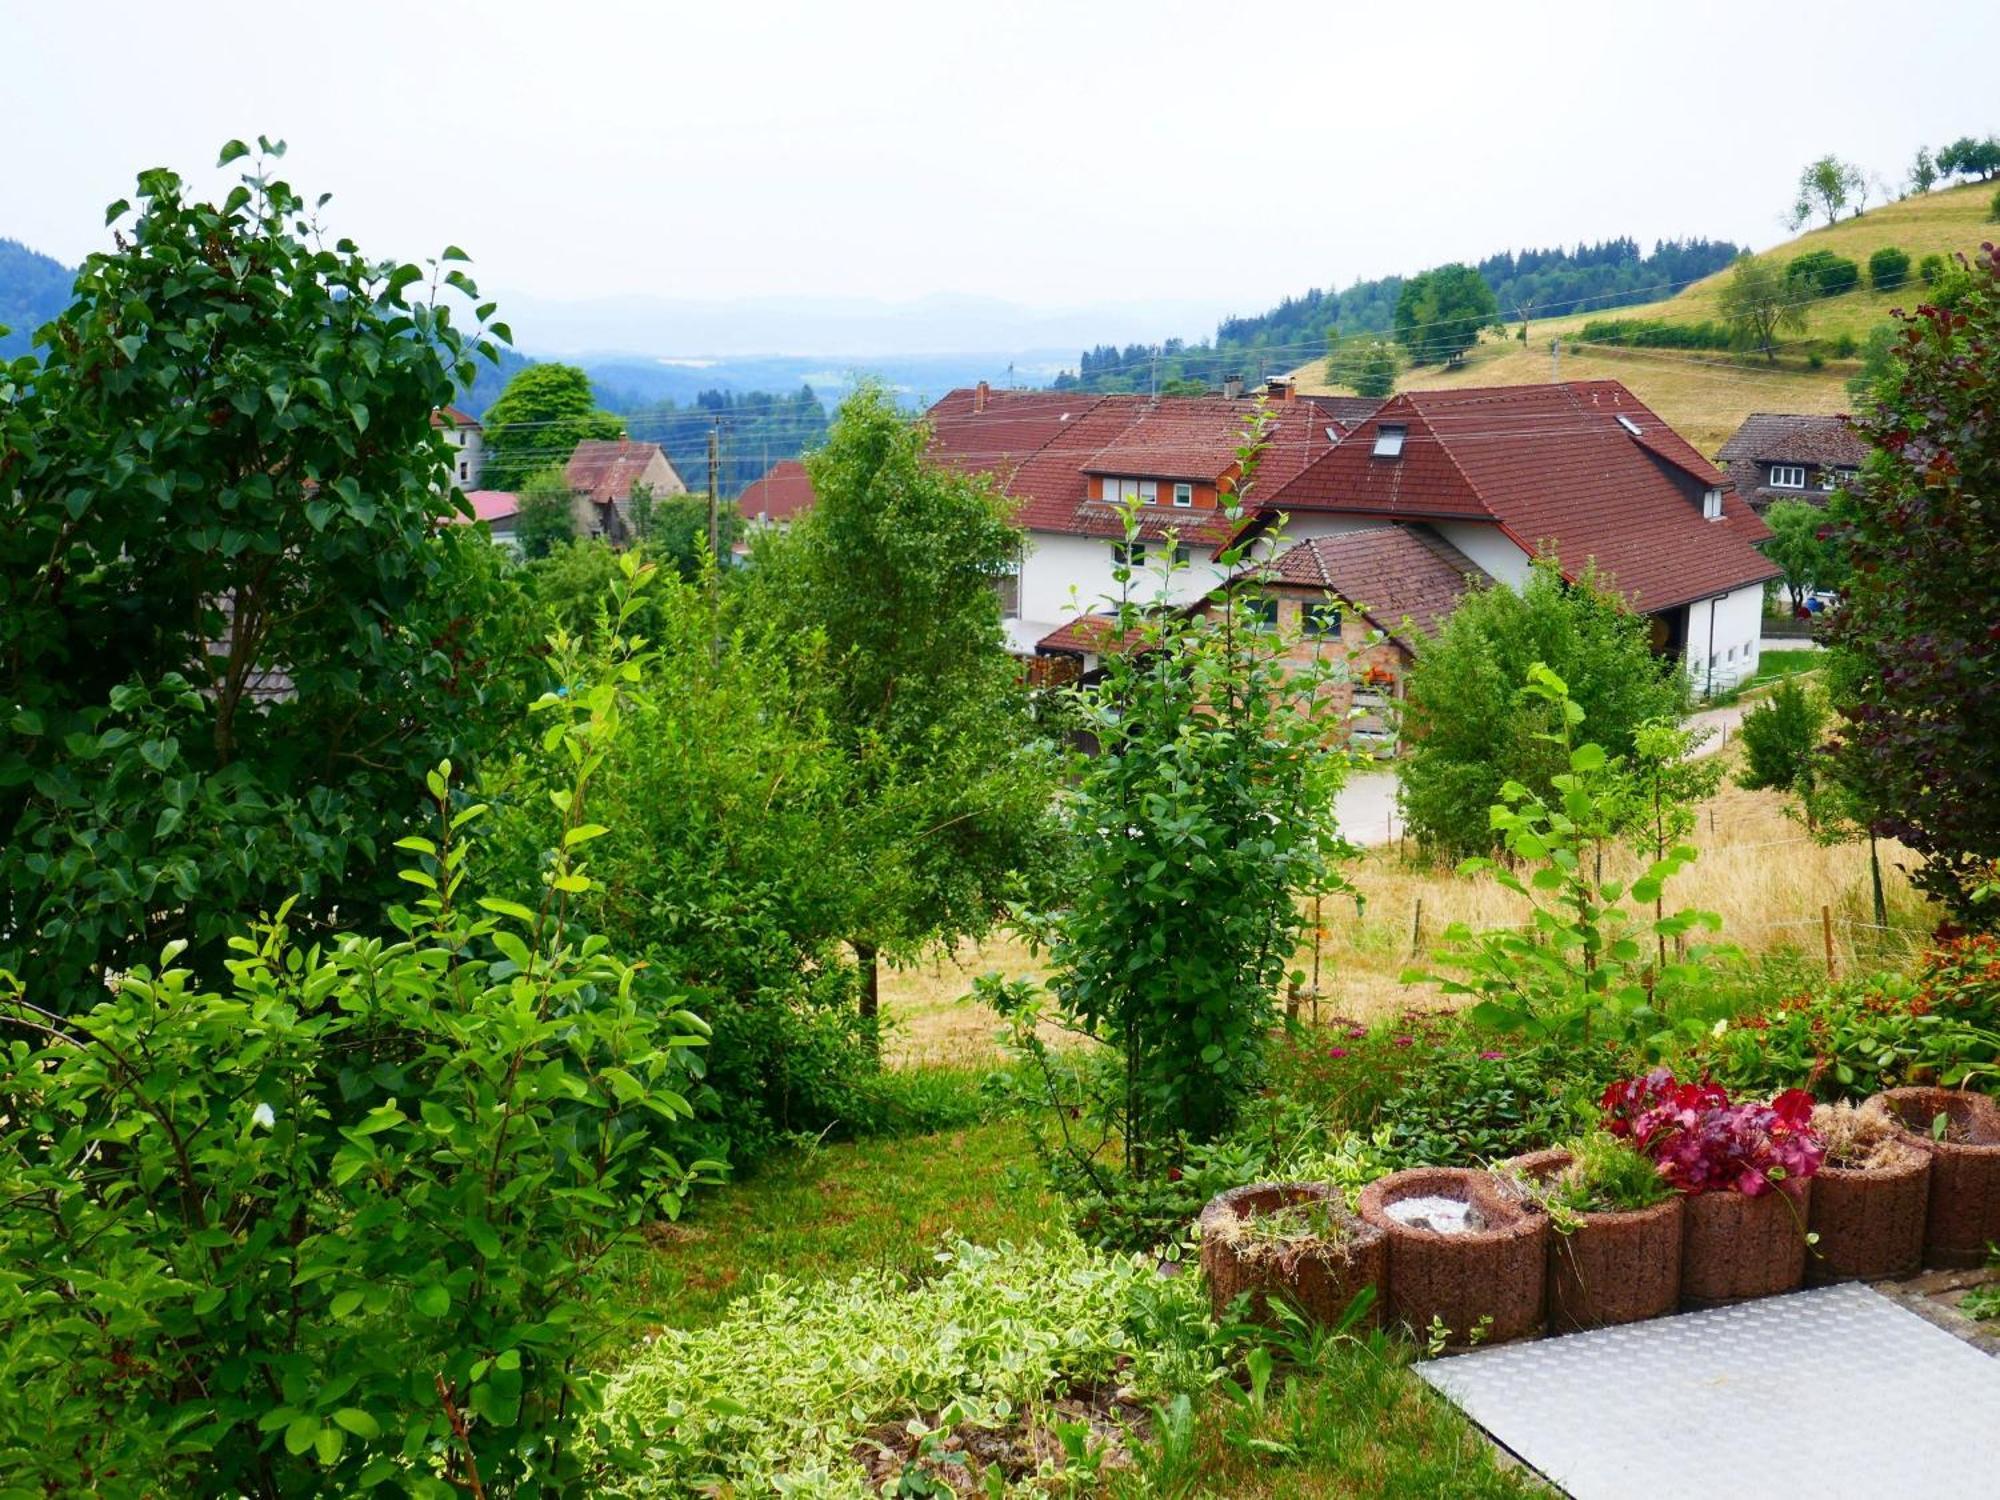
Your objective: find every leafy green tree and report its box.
[996,417,1354,1171]
[1909,146,1939,195]
[1393,263,1499,364]
[1847,322,1901,401]
[1790,154,1866,228]
[0,568,718,1495]
[644,490,743,579]
[1399,561,1690,862]
[513,463,576,558]
[1938,135,2000,182]
[1414,666,1722,1047]
[1718,252,1809,360]
[0,140,535,1005]
[1737,676,1831,826]
[1762,499,1849,611]
[1326,330,1400,397]
[1825,244,2000,921]
[748,385,1060,1025]
[480,363,622,491]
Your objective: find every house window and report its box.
[1833,466,1859,488]
[1373,424,1407,458]
[1703,487,1723,519]
[1112,540,1146,568]
[1173,482,1194,508]
[459,461,469,482]
[1247,597,1280,628]
[1769,464,1807,489]
[1171,543,1191,566]
[1304,602,1342,636]
[994,569,1021,619]
[1105,477,1161,505]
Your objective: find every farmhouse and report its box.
[1254,381,1780,694]
[738,458,816,534]
[565,438,689,543]
[431,405,486,489]
[1715,412,1868,511]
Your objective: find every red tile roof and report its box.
[566,439,675,506]
[1263,525,1490,649]
[739,459,816,523]
[431,405,480,430]
[1262,382,1778,614]
[447,490,519,525]
[1716,413,1868,468]
[1035,613,1134,657]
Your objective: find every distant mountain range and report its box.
[0,238,73,359]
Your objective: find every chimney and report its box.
[973,380,989,413]
[1265,376,1295,404]
[1221,373,1243,400]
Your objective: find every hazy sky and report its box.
[6,0,1993,342]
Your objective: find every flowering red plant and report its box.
[1599,1071,1824,1196]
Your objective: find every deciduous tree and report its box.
[1789,154,1866,228]
[480,362,622,490]
[1762,499,1849,611]
[1824,245,2000,920]
[1718,252,1809,361]
[1393,263,1499,365]
[514,463,576,558]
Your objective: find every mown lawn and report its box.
[611,1116,1058,1332]
[1753,647,1820,682]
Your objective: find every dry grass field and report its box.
[879,742,1936,1065]
[1292,178,1999,455]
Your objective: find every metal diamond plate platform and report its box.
[1419,1283,2000,1499]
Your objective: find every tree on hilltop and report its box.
[1790,155,1867,228]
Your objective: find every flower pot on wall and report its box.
[1197,1183,1386,1330]
[1502,1148,1683,1333]
[1679,1180,1812,1308]
[1877,1087,2000,1270]
[1357,1167,1546,1349]
[1805,1145,1930,1285]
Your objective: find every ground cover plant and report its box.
[1511,1132,1676,1226]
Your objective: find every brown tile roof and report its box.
[566,439,673,506]
[1715,413,1868,468]
[1299,394,1385,429]
[1262,381,1779,614]
[1265,525,1491,648]
[1035,613,1133,656]
[431,405,480,430]
[739,458,816,522]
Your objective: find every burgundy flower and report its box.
[1394,1036,1414,1048]
[1479,1050,1504,1060]
[1346,1026,1367,1040]
[1326,1047,1349,1059]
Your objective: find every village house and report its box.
[433,405,487,489]
[1714,413,1868,511]
[564,438,689,543]
[737,458,816,535]
[1036,525,1491,751]
[1249,381,1780,695]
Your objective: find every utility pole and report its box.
[706,420,722,659]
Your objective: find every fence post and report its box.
[1822,904,1837,978]
[1410,897,1424,958]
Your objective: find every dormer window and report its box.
[1703,487,1723,520]
[1373,424,1407,458]
[1105,477,1159,504]
[1172,482,1193,508]
[1769,465,1807,489]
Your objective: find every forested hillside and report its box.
[612,385,831,496]
[0,239,75,359]
[1054,237,1741,393]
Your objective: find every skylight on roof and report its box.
[1616,414,1642,436]
[1373,424,1407,458]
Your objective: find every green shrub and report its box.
[1991,188,2000,224]
[1919,253,1947,286]
[1788,249,1861,298]
[1831,331,1860,358]
[0,566,720,1496]
[1868,246,1912,291]
[1807,352,1826,370]
[1575,317,1737,351]
[593,1237,1214,1495]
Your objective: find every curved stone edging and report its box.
[1806,1146,1930,1285]
[1877,1087,2000,1270]
[1680,1180,1813,1309]
[1357,1167,1546,1348]
[1196,1182,1386,1329]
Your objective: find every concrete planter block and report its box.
[1358,1166,1546,1349]
[1680,1180,1812,1309]
[1197,1182,1386,1330]
[1806,1147,1931,1285]
[1502,1147,1683,1333]
[1878,1087,2000,1270]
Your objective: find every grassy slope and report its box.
[1294,179,1997,454]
